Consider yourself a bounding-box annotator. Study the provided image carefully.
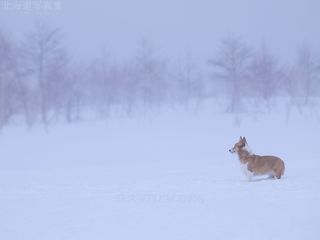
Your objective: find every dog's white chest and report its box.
[240,162,254,180]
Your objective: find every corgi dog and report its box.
[229,137,285,181]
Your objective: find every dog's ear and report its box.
[243,137,247,144]
[239,136,242,141]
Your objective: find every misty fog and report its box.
[0,1,320,128]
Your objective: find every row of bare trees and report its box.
[0,23,319,128]
[1,23,76,128]
[209,38,320,113]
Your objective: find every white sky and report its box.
[1,0,319,63]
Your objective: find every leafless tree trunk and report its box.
[23,22,68,126]
[132,39,168,108]
[0,31,19,128]
[249,45,284,110]
[294,46,320,104]
[173,58,203,109]
[208,37,252,113]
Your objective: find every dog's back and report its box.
[245,154,285,179]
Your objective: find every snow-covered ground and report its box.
[1,101,320,240]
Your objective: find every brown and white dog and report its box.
[229,137,285,181]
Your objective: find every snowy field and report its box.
[1,101,320,240]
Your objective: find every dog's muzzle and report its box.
[229,149,235,153]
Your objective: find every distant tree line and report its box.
[208,38,320,113]
[0,23,319,128]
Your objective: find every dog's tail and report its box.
[281,161,285,177]
[277,160,285,179]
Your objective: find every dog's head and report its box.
[229,136,247,154]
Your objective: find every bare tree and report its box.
[88,51,122,117]
[291,46,320,104]
[120,60,140,114]
[208,37,252,112]
[132,39,168,108]
[0,31,21,128]
[23,22,68,125]
[172,58,203,107]
[250,45,284,109]
[63,63,87,122]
